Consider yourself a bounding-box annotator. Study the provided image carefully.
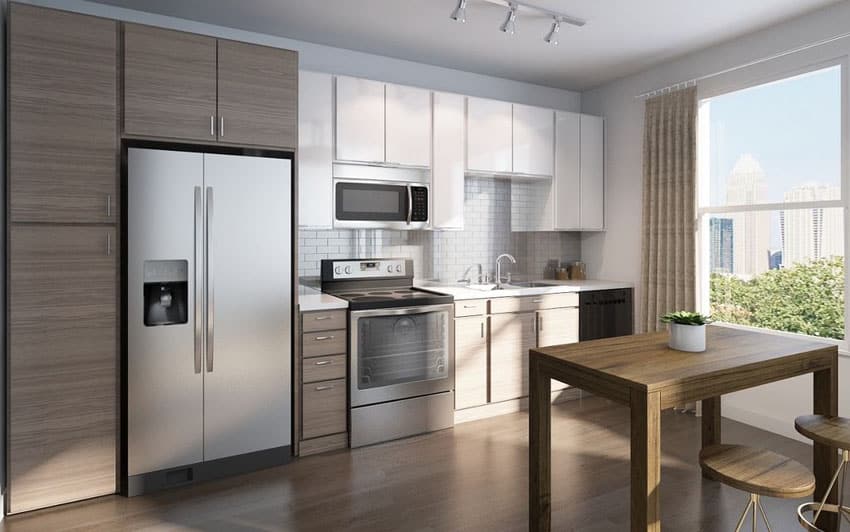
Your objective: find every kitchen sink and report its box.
[504,281,558,288]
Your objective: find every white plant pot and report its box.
[669,323,706,352]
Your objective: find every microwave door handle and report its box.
[406,186,413,225]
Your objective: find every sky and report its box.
[706,65,842,250]
[707,64,842,206]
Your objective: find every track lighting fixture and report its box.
[500,3,518,34]
[544,17,560,45]
[448,0,585,44]
[450,0,467,23]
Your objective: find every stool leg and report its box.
[814,456,847,525]
[735,494,755,532]
[752,494,758,532]
[756,495,774,532]
[840,451,848,531]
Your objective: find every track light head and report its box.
[544,17,560,45]
[500,3,518,34]
[450,0,467,23]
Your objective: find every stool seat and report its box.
[795,415,850,449]
[700,444,815,499]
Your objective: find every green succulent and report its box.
[660,311,712,326]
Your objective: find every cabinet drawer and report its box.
[302,379,347,439]
[455,299,487,317]
[302,310,347,332]
[490,293,578,313]
[303,354,346,383]
[302,330,346,358]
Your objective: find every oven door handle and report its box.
[349,303,455,319]
[406,185,413,225]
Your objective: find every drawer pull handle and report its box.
[315,385,334,391]
[463,305,476,309]
[315,360,332,366]
[532,299,543,303]
[314,335,335,341]
[314,316,332,321]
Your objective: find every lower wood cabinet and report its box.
[8,225,117,513]
[301,379,347,440]
[454,315,488,409]
[489,311,536,403]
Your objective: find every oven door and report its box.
[350,304,454,407]
[334,179,429,229]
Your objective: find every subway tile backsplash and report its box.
[298,176,581,281]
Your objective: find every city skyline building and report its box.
[781,184,843,266]
[709,217,734,273]
[725,154,771,277]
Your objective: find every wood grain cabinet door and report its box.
[455,316,488,409]
[217,39,298,149]
[123,24,217,142]
[9,225,118,514]
[10,4,118,224]
[490,312,536,402]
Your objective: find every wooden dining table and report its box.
[528,325,840,532]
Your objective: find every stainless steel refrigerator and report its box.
[126,148,292,494]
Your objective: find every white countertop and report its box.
[298,284,348,312]
[414,279,633,301]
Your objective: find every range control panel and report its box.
[323,259,410,280]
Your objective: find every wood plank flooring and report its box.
[2,397,834,531]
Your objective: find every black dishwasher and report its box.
[579,288,634,341]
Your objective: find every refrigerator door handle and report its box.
[206,186,215,373]
[194,186,203,374]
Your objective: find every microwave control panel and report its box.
[410,186,428,222]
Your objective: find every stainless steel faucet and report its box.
[458,263,483,284]
[495,254,517,288]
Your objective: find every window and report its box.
[697,65,845,341]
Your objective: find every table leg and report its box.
[631,389,662,532]
[701,397,722,479]
[813,360,839,532]
[529,355,552,532]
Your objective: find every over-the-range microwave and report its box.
[332,163,429,230]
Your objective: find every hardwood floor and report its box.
[2,397,834,531]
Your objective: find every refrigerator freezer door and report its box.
[202,153,292,461]
[128,148,205,475]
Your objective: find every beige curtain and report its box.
[640,87,697,333]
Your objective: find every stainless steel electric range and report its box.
[321,258,455,448]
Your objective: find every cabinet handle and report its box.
[480,321,484,338]
[210,115,215,136]
[106,233,112,256]
[106,194,112,218]
[315,360,332,366]
[464,305,476,309]
[532,299,543,303]
[314,316,332,321]
[220,116,225,137]
[538,315,543,332]
[315,385,334,391]
[314,335,335,341]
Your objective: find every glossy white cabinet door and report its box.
[385,83,431,167]
[554,111,581,230]
[580,114,605,230]
[432,92,465,230]
[513,104,554,176]
[298,71,333,228]
[335,76,384,163]
[466,97,512,174]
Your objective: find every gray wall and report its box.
[299,176,581,282]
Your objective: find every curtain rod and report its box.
[634,29,850,99]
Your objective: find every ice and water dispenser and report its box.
[143,260,189,326]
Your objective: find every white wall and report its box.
[17,0,580,112]
[581,0,850,441]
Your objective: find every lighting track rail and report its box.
[451,0,586,45]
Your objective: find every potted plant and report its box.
[660,311,712,352]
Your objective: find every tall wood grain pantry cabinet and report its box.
[8,3,119,513]
[123,24,298,149]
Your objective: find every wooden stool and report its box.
[795,415,850,531]
[700,444,815,531]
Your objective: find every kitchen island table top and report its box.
[528,325,839,532]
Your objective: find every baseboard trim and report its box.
[454,387,582,424]
[722,404,812,444]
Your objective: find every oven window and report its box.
[336,182,406,221]
[356,311,449,390]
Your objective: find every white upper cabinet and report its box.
[466,97,512,174]
[385,83,431,167]
[298,71,334,229]
[580,114,605,230]
[554,111,580,230]
[432,92,465,230]
[335,76,384,163]
[512,104,554,176]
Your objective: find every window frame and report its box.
[694,59,849,353]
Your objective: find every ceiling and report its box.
[91,0,842,91]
